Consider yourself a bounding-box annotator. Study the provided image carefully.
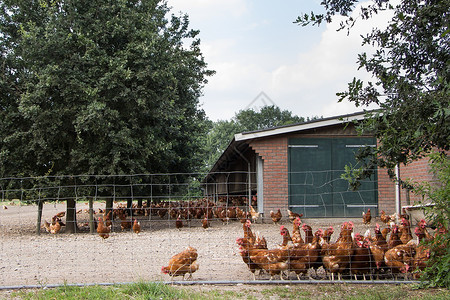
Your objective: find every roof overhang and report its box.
[205,111,372,181]
[234,111,367,142]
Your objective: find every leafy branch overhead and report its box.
[297,0,449,179]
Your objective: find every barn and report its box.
[204,111,427,219]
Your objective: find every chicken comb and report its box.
[280,225,285,230]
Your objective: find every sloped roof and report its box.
[234,111,367,141]
[206,111,369,176]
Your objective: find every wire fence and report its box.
[0,172,429,287]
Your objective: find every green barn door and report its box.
[289,137,377,217]
[332,138,378,217]
[288,138,332,217]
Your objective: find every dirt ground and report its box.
[0,201,399,288]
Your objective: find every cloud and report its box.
[266,1,394,118]
[168,0,248,18]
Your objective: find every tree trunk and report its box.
[66,198,77,233]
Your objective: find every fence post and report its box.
[36,189,43,235]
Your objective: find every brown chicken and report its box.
[384,244,416,277]
[350,233,373,280]
[278,225,293,249]
[117,213,131,231]
[287,210,303,223]
[323,226,334,243]
[362,208,371,224]
[43,219,62,234]
[103,211,112,227]
[201,216,210,230]
[412,221,432,279]
[380,210,391,224]
[236,237,265,280]
[161,246,199,280]
[236,207,247,223]
[399,217,413,244]
[241,219,256,248]
[291,217,304,245]
[302,223,314,244]
[97,216,110,240]
[369,223,389,272]
[388,224,402,249]
[270,209,282,224]
[320,221,354,280]
[287,229,323,279]
[132,219,141,234]
[55,211,66,218]
[246,247,289,280]
[249,205,259,223]
[175,215,183,230]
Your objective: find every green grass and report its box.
[8,282,450,300]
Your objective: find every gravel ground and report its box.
[0,202,381,287]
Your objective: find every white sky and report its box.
[167,0,392,121]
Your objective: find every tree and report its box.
[0,0,214,232]
[296,0,449,286]
[204,106,307,171]
[296,0,449,182]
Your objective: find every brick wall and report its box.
[249,137,289,216]
[247,135,437,218]
[399,156,434,205]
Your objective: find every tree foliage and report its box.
[412,152,450,288]
[296,0,449,181]
[0,0,214,178]
[297,1,449,287]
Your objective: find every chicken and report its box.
[161,246,199,280]
[350,233,373,280]
[287,209,303,223]
[381,226,391,241]
[388,224,402,249]
[3,205,7,210]
[175,215,183,230]
[302,223,314,244]
[362,208,371,224]
[201,216,210,230]
[278,225,293,249]
[323,226,334,243]
[236,238,265,280]
[97,216,110,240]
[43,219,62,234]
[242,219,255,248]
[55,211,66,218]
[249,205,259,223]
[247,247,289,280]
[380,210,391,224]
[412,221,432,279]
[270,209,282,224]
[399,217,413,244]
[291,217,304,245]
[132,219,141,234]
[227,206,237,221]
[369,223,389,272]
[235,207,247,223]
[384,244,416,277]
[103,211,112,227]
[119,214,132,231]
[287,229,323,280]
[320,221,355,280]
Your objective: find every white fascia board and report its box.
[234,113,366,142]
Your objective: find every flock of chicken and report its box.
[236,209,447,281]
[41,199,447,282]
